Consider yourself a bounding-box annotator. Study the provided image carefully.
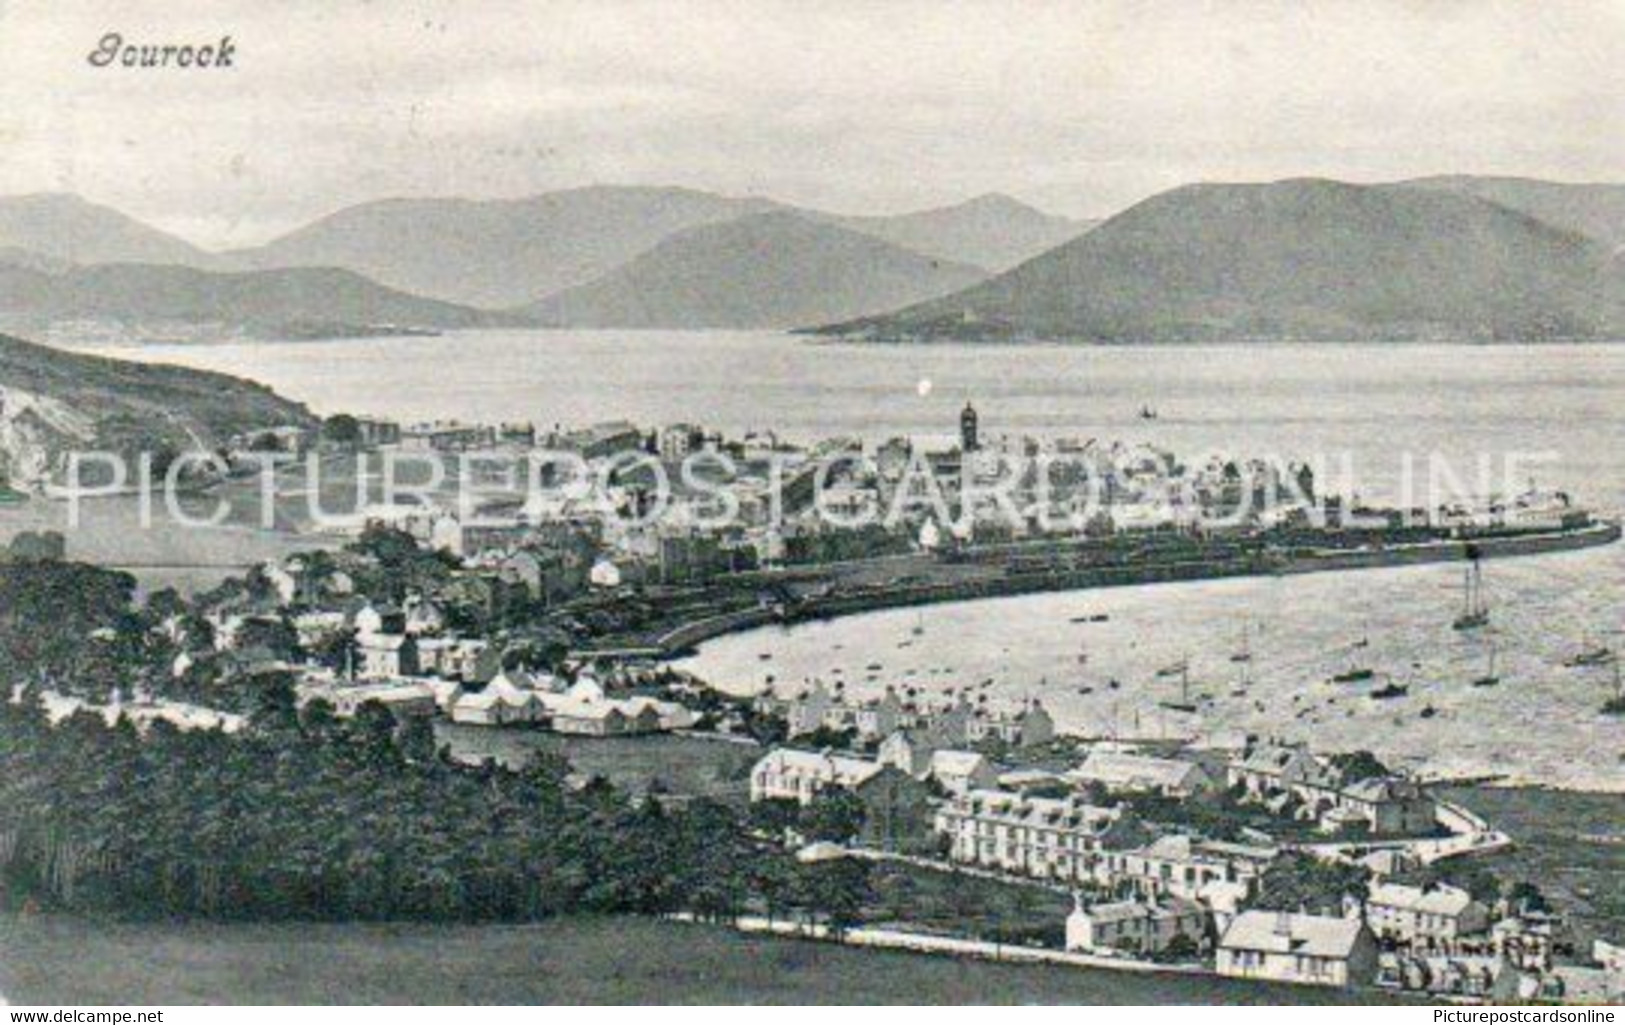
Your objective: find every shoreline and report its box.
[575,521,1623,659]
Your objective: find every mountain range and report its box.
[0,187,1086,335]
[4,177,1625,343]
[522,211,987,329]
[0,262,497,337]
[813,178,1625,343]
[0,194,211,268]
[0,331,313,489]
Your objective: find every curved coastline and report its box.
[579,521,1623,659]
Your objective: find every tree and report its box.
[800,789,867,844]
[1254,853,1370,914]
[322,414,361,446]
[797,858,871,936]
[1329,750,1392,783]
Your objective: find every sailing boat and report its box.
[1160,662,1200,713]
[1453,561,1490,631]
[1370,674,1410,701]
[1230,657,1252,697]
[1230,621,1253,664]
[1470,640,1501,688]
[1604,662,1625,716]
[1330,640,1375,684]
[1155,655,1189,678]
[1563,635,1614,668]
[911,612,925,638]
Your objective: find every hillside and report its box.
[0,332,314,489]
[1403,175,1625,250]
[825,193,1091,271]
[520,211,988,329]
[229,186,782,308]
[813,179,1625,343]
[0,194,211,268]
[0,263,497,338]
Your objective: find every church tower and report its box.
[960,401,980,452]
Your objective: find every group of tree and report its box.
[0,675,870,925]
[0,555,875,927]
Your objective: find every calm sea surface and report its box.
[82,331,1625,789]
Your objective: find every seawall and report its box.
[629,521,1621,658]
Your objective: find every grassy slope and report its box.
[0,331,314,441]
[1438,786,1625,948]
[0,915,1398,1005]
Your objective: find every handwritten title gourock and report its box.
[87,33,235,69]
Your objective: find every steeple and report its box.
[960,401,980,452]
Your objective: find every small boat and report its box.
[1563,638,1615,668]
[1158,663,1202,713]
[1330,638,1373,683]
[1107,678,1121,690]
[1452,561,1490,631]
[1230,622,1253,664]
[1419,704,1439,719]
[1155,657,1189,679]
[1370,680,1410,701]
[1139,405,1158,420]
[866,663,883,672]
[1091,613,1110,623]
[1603,662,1625,716]
[1230,657,1252,697]
[758,652,773,661]
[1470,642,1500,688]
[1078,686,1094,696]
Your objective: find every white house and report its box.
[356,633,419,680]
[1217,911,1378,988]
[934,788,1132,883]
[1358,882,1491,948]
[301,681,438,720]
[749,748,884,804]
[1068,749,1218,798]
[1066,895,1209,956]
[1092,834,1275,917]
[927,749,998,794]
[450,673,544,726]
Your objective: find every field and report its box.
[436,724,761,801]
[862,861,1073,947]
[0,915,1400,1005]
[1439,786,1625,948]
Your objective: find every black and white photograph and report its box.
[0,0,1621,1009]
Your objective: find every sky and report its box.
[0,0,1622,249]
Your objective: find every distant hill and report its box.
[813,179,1625,343]
[0,194,211,268]
[0,332,313,489]
[228,186,1087,308]
[229,186,782,308]
[823,193,1091,271]
[520,211,988,329]
[0,263,497,338]
[1403,175,1625,250]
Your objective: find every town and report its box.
[3,406,1621,1005]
